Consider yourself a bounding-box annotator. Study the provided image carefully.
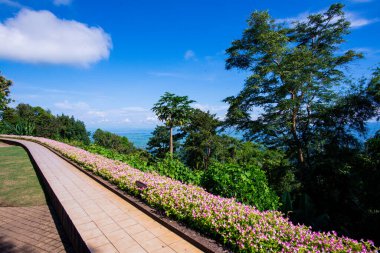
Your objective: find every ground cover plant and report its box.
[6,135,378,253]
[0,142,46,206]
[69,139,279,211]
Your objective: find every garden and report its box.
[4,135,377,253]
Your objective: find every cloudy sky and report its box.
[0,0,379,130]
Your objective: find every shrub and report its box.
[155,154,202,185]
[93,128,135,154]
[202,162,279,211]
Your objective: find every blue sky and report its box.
[0,0,379,130]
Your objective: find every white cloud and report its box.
[184,50,196,60]
[53,0,72,6]
[53,100,111,126]
[346,12,378,28]
[51,100,161,128]
[277,12,310,24]
[0,0,24,8]
[0,9,112,67]
[146,116,157,121]
[277,10,378,29]
[350,47,377,53]
[54,100,90,110]
[121,107,149,112]
[193,103,228,113]
[88,110,107,117]
[145,116,159,124]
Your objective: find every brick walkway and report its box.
[0,138,203,253]
[0,141,74,253]
[0,206,74,253]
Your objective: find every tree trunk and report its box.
[291,115,304,164]
[169,127,173,156]
[291,93,305,166]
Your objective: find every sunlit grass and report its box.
[0,144,46,206]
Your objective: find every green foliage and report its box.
[73,141,201,184]
[224,3,363,165]
[55,114,90,144]
[366,130,380,158]
[28,136,377,252]
[202,162,279,211]
[152,92,195,128]
[294,141,379,241]
[208,134,241,163]
[147,125,180,158]
[367,67,380,118]
[0,72,13,116]
[152,92,194,154]
[93,128,135,154]
[155,154,202,185]
[181,109,221,170]
[227,141,300,196]
[4,120,36,135]
[223,3,380,244]
[80,143,153,172]
[1,103,90,144]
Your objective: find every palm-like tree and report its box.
[152,92,194,155]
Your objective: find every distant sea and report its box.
[114,129,154,149]
[112,122,380,150]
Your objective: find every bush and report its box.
[155,154,202,185]
[93,128,135,154]
[81,144,153,172]
[202,162,279,211]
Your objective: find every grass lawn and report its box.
[0,143,47,206]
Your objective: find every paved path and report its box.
[0,141,74,253]
[0,138,203,253]
[0,206,74,253]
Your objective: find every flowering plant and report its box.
[7,135,378,252]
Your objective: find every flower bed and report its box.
[8,135,378,252]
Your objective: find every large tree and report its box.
[224,4,380,242]
[0,72,13,118]
[367,67,380,118]
[224,4,363,167]
[147,125,181,159]
[181,109,221,170]
[152,92,194,155]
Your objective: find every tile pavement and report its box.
[0,138,204,253]
[0,206,74,253]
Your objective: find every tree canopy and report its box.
[181,109,221,170]
[224,3,365,166]
[152,92,194,154]
[0,72,13,117]
[1,103,90,144]
[223,3,380,243]
[93,128,136,154]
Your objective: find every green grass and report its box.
[0,145,47,206]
